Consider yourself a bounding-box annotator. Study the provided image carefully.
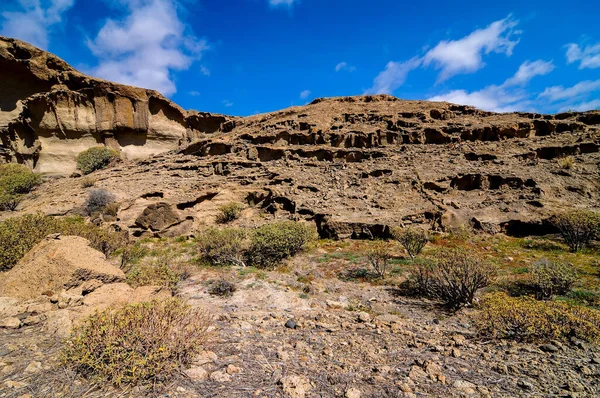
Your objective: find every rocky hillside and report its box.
[0,37,230,175]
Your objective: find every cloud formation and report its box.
[429,59,554,112]
[538,80,600,111]
[268,0,296,8]
[335,61,356,72]
[0,0,75,49]
[87,0,207,96]
[368,17,520,94]
[566,42,600,69]
[299,89,311,99]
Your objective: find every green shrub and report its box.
[551,210,600,252]
[412,248,496,310]
[216,202,244,224]
[197,227,247,266]
[247,222,314,268]
[0,214,128,271]
[478,292,600,343]
[124,257,181,290]
[367,241,392,278]
[62,299,210,386]
[76,147,120,175]
[209,279,237,297]
[531,259,576,300]
[392,227,428,258]
[0,164,41,211]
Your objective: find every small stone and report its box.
[451,348,461,358]
[24,362,42,374]
[0,317,21,329]
[285,319,298,329]
[226,364,242,374]
[280,375,311,398]
[453,380,476,394]
[176,386,186,392]
[326,300,344,309]
[517,379,534,391]
[185,366,208,381]
[210,370,231,383]
[345,387,361,398]
[194,350,218,365]
[4,380,27,389]
[540,344,559,353]
[357,312,371,323]
[399,383,412,392]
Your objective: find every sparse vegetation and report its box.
[80,176,96,188]
[0,163,41,211]
[209,279,237,297]
[392,227,428,258]
[412,249,496,310]
[62,299,211,386]
[557,155,575,170]
[247,221,315,268]
[551,210,600,252]
[216,202,244,224]
[0,214,128,271]
[531,259,576,300]
[76,146,120,175]
[367,241,392,278]
[478,292,600,343]
[84,189,116,215]
[124,256,181,290]
[197,227,247,266]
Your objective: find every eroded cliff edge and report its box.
[0,36,230,175]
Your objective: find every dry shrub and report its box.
[80,176,96,188]
[552,210,600,252]
[197,227,247,266]
[84,189,116,216]
[557,156,575,170]
[209,279,237,297]
[0,214,128,271]
[124,256,181,290]
[76,147,120,175]
[478,292,600,343]
[248,221,315,268]
[392,227,428,258]
[531,259,576,300]
[412,248,496,310]
[215,202,244,224]
[62,299,211,386]
[0,163,41,211]
[367,241,392,278]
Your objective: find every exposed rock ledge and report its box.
[0,36,232,175]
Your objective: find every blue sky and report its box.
[1,0,599,116]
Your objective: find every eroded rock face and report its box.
[0,36,231,175]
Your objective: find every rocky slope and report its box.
[15,94,600,239]
[0,37,230,175]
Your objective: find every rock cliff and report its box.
[0,36,229,175]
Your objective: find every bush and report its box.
[557,156,575,170]
[478,292,600,343]
[0,164,41,211]
[209,279,237,297]
[62,299,210,386]
[0,214,128,271]
[531,259,576,300]
[216,202,243,224]
[412,249,496,310]
[367,241,392,278]
[392,227,428,258]
[197,227,247,266]
[247,222,314,268]
[125,257,181,290]
[80,177,96,188]
[76,147,120,175]
[84,189,116,215]
[552,210,600,252]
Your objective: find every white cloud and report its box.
[422,17,520,82]
[368,57,422,94]
[565,42,600,69]
[504,60,555,86]
[0,0,75,49]
[268,0,296,8]
[87,0,207,96]
[222,100,233,107]
[368,16,520,94]
[299,89,311,99]
[560,99,600,112]
[428,59,553,112]
[335,61,356,72]
[539,80,600,102]
[199,65,211,76]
